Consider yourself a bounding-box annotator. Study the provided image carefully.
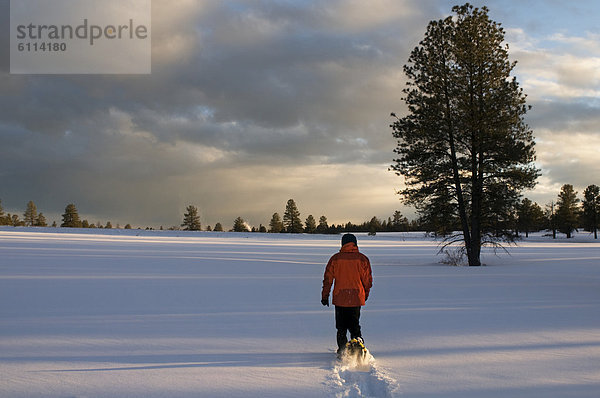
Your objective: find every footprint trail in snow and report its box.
[330,349,399,398]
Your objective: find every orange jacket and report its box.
[322,242,372,307]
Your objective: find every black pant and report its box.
[335,306,362,350]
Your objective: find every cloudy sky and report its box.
[1,0,599,228]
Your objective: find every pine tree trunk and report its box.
[469,238,482,266]
[449,137,473,265]
[467,131,484,267]
[443,75,475,266]
[468,203,482,266]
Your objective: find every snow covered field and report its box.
[1,228,599,397]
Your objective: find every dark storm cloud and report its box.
[2,1,429,148]
[2,0,445,225]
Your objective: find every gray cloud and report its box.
[527,100,600,134]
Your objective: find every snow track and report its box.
[330,350,399,398]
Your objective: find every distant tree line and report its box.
[181,198,413,234]
[0,199,49,227]
[0,200,131,230]
[513,183,599,240]
[421,183,599,240]
[182,185,600,240]
[3,185,598,240]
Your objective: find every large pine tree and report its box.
[390,3,538,265]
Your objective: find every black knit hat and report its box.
[341,233,357,247]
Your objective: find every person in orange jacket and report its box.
[321,233,373,354]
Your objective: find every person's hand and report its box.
[321,298,329,307]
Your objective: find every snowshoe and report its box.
[344,337,367,361]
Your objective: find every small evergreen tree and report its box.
[23,201,38,226]
[259,224,267,233]
[61,204,82,228]
[105,221,113,229]
[283,199,303,233]
[392,210,408,232]
[124,224,132,229]
[383,218,391,232]
[206,225,212,231]
[214,222,224,232]
[317,215,329,233]
[11,214,24,226]
[305,215,317,233]
[555,184,579,238]
[516,198,545,238]
[582,184,600,239]
[181,205,201,231]
[369,216,382,233]
[35,213,47,227]
[233,217,248,232]
[269,213,284,233]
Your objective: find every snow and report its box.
[1,227,599,397]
